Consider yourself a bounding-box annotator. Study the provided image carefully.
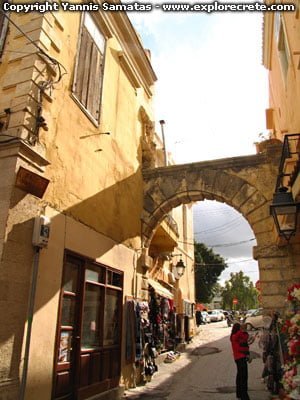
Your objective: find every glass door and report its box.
[53,256,82,400]
[53,254,123,400]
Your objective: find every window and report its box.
[274,13,290,82]
[182,205,188,251]
[0,2,9,58]
[72,13,106,122]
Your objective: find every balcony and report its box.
[271,134,300,245]
[163,213,179,237]
[276,134,300,200]
[149,213,179,254]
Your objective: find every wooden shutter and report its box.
[73,25,103,122]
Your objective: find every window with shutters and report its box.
[72,13,105,123]
[0,2,9,58]
[274,13,290,84]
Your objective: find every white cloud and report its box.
[127,10,269,163]
[127,9,267,282]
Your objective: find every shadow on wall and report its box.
[0,156,144,395]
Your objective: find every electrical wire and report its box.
[0,10,67,85]
[176,237,256,247]
[194,216,246,235]
[194,258,256,266]
[206,238,256,248]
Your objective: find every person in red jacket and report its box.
[230,323,256,400]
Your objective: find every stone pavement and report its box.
[123,322,273,400]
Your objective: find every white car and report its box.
[245,309,257,318]
[201,311,211,323]
[214,309,225,320]
[208,310,223,322]
[244,308,272,330]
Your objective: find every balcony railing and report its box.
[163,213,179,237]
[276,133,300,191]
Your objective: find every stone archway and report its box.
[142,144,300,312]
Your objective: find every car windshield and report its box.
[252,309,263,316]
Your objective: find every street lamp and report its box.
[270,187,299,241]
[174,258,186,277]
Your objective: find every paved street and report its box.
[123,321,271,400]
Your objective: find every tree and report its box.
[194,241,227,303]
[221,271,258,311]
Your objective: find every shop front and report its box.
[53,252,123,400]
[124,277,196,386]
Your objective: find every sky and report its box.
[125,3,269,285]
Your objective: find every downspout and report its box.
[19,247,40,400]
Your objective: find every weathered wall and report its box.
[142,145,299,312]
[0,8,156,400]
[264,11,300,136]
[24,207,136,400]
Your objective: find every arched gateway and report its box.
[142,143,299,312]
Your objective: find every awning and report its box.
[148,278,174,299]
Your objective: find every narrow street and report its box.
[123,321,270,400]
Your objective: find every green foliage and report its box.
[194,241,227,303]
[221,271,258,310]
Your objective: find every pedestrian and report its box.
[230,322,256,400]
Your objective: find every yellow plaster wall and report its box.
[36,11,154,249]
[0,8,156,399]
[171,204,195,303]
[25,207,137,400]
[268,11,300,137]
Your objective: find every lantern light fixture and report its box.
[270,186,299,242]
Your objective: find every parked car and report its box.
[245,309,257,318]
[244,308,272,330]
[201,311,211,323]
[214,309,226,320]
[207,310,223,322]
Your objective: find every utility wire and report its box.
[194,258,256,266]
[0,10,67,84]
[194,218,246,236]
[176,237,256,247]
[206,238,256,248]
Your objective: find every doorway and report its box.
[53,252,123,400]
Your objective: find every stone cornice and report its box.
[0,140,50,172]
[103,5,157,95]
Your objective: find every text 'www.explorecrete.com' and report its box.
[0,1,297,13]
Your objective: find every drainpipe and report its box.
[19,247,40,400]
[159,120,167,166]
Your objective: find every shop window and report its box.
[182,205,188,251]
[72,13,106,123]
[85,263,105,283]
[184,301,194,317]
[103,289,121,346]
[81,283,103,350]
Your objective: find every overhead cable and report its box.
[0,10,67,84]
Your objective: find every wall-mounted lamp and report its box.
[170,253,186,278]
[270,186,299,241]
[174,258,186,277]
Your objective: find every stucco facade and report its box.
[263,6,300,138]
[0,6,195,400]
[262,7,300,237]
